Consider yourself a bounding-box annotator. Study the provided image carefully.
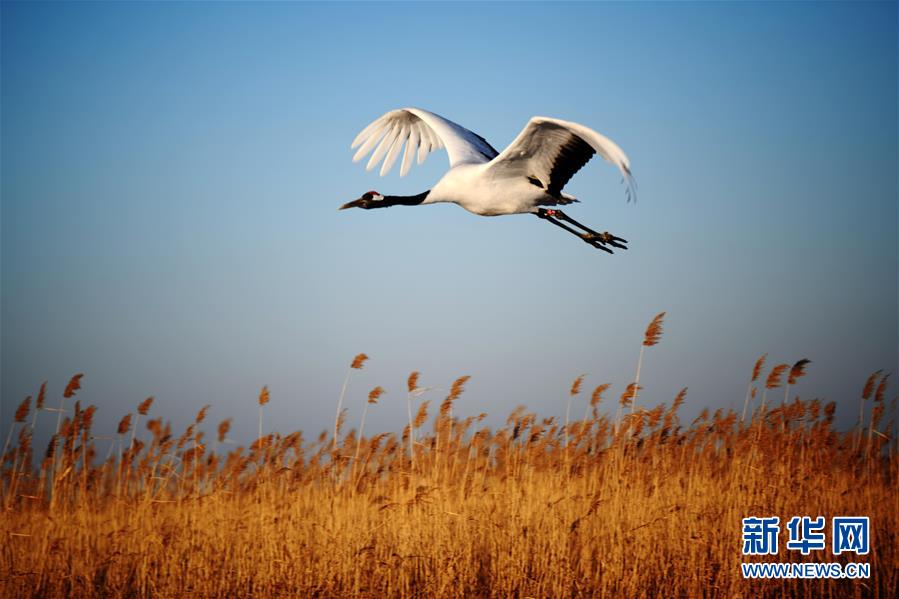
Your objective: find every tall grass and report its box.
[1,338,895,598]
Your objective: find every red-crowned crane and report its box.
[340,108,635,253]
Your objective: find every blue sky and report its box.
[2,2,896,446]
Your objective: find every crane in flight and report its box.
[340,108,635,253]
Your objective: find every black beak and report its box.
[339,197,365,211]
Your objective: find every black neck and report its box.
[378,190,430,208]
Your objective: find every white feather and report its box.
[401,127,419,177]
[380,124,408,177]
[366,123,399,172]
[417,130,430,165]
[352,121,387,162]
[351,117,385,150]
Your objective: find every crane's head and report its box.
[339,190,383,210]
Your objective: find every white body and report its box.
[350,107,635,216]
[425,163,551,216]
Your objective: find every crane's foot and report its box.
[582,231,628,251]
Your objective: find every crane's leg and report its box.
[534,208,627,252]
[535,209,613,254]
[552,209,628,249]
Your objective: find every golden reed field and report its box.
[1,315,896,598]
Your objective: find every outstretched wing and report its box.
[486,116,636,202]
[351,108,498,177]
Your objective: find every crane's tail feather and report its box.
[538,195,580,207]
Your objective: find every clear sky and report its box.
[2,2,897,446]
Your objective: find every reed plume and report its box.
[117,414,132,436]
[447,375,470,403]
[672,387,688,412]
[218,419,232,444]
[351,353,369,370]
[413,401,429,429]
[643,312,666,347]
[584,383,611,423]
[440,376,470,420]
[137,396,153,415]
[15,397,30,423]
[787,359,810,386]
[765,364,788,389]
[36,382,47,410]
[196,404,211,423]
[63,374,83,399]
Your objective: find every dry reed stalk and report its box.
[857,370,881,450]
[3,399,32,509]
[672,386,687,412]
[5,426,32,509]
[218,418,231,444]
[79,405,96,497]
[867,374,890,458]
[758,363,788,420]
[14,397,30,423]
[57,374,83,434]
[775,359,811,431]
[616,383,641,436]
[437,376,470,467]
[48,374,83,504]
[874,373,890,405]
[631,312,665,416]
[214,418,232,459]
[786,359,810,386]
[2,397,30,469]
[27,381,47,441]
[130,396,154,453]
[413,401,429,430]
[117,413,132,437]
[565,374,584,449]
[335,409,348,439]
[353,386,384,482]
[741,353,766,425]
[583,383,611,427]
[334,354,368,452]
[115,413,132,496]
[405,371,421,470]
[661,388,687,443]
[257,385,270,444]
